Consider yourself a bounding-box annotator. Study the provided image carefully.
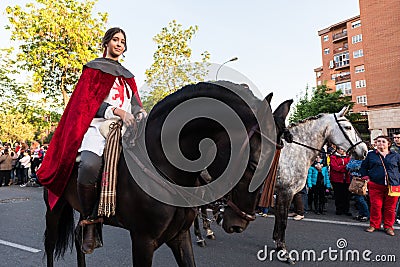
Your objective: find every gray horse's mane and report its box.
[288,113,326,128]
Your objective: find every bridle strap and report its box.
[333,113,363,154]
[226,200,256,222]
[290,140,328,154]
[284,114,363,154]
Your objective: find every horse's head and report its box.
[327,106,368,159]
[222,97,293,233]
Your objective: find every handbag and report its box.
[379,154,400,197]
[349,177,368,196]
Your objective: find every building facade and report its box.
[315,0,400,140]
[315,15,367,114]
[359,0,400,139]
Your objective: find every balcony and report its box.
[335,62,350,70]
[335,74,351,84]
[333,45,348,54]
[333,31,348,42]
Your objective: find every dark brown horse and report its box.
[43,81,292,267]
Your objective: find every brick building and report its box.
[315,0,400,140]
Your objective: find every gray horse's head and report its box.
[327,106,367,159]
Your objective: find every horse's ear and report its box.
[337,106,350,117]
[264,93,273,104]
[273,99,293,120]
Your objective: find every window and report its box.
[317,80,322,86]
[356,95,367,105]
[388,128,400,137]
[355,65,365,73]
[331,74,336,80]
[323,35,329,42]
[334,52,350,68]
[353,49,364,58]
[324,48,330,55]
[351,20,361,29]
[356,80,366,88]
[329,60,334,69]
[352,34,362,44]
[336,82,352,95]
[316,71,322,78]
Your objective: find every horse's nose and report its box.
[230,226,244,233]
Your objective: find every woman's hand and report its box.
[135,109,147,121]
[113,107,135,126]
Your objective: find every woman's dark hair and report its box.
[102,27,127,53]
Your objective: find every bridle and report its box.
[226,123,284,222]
[287,114,363,155]
[333,113,364,154]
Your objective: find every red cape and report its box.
[37,65,141,210]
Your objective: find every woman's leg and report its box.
[77,151,103,254]
[382,194,398,230]
[368,181,385,229]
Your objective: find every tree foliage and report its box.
[5,0,108,107]
[289,85,357,123]
[143,20,211,111]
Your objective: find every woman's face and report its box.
[105,32,126,60]
[376,138,389,152]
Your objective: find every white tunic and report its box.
[79,77,132,156]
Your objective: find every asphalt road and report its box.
[0,185,399,267]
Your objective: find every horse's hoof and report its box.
[206,234,216,240]
[196,240,206,247]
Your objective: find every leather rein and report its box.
[226,124,284,222]
[287,114,363,155]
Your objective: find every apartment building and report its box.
[315,0,400,140]
[359,0,400,138]
[315,15,367,114]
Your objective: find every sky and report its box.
[0,0,360,108]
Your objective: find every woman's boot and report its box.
[77,183,98,254]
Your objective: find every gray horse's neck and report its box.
[276,116,331,194]
[289,117,329,160]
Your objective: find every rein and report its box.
[225,124,284,222]
[286,113,363,155]
[333,113,364,154]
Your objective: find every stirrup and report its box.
[79,217,104,226]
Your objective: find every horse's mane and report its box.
[148,81,261,119]
[288,113,326,128]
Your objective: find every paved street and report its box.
[0,185,399,267]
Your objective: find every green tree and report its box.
[289,85,357,123]
[143,20,211,111]
[5,0,108,107]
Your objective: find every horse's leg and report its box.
[201,206,215,240]
[193,210,206,247]
[130,233,156,267]
[166,230,196,267]
[273,192,295,264]
[44,204,62,267]
[74,225,86,267]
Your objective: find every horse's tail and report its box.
[55,203,74,259]
[44,189,75,260]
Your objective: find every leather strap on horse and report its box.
[98,120,123,217]
[258,146,282,208]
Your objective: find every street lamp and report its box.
[215,57,238,80]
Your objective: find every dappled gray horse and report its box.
[273,107,367,263]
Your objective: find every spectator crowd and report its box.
[0,140,47,188]
[257,132,400,237]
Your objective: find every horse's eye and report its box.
[344,126,352,130]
